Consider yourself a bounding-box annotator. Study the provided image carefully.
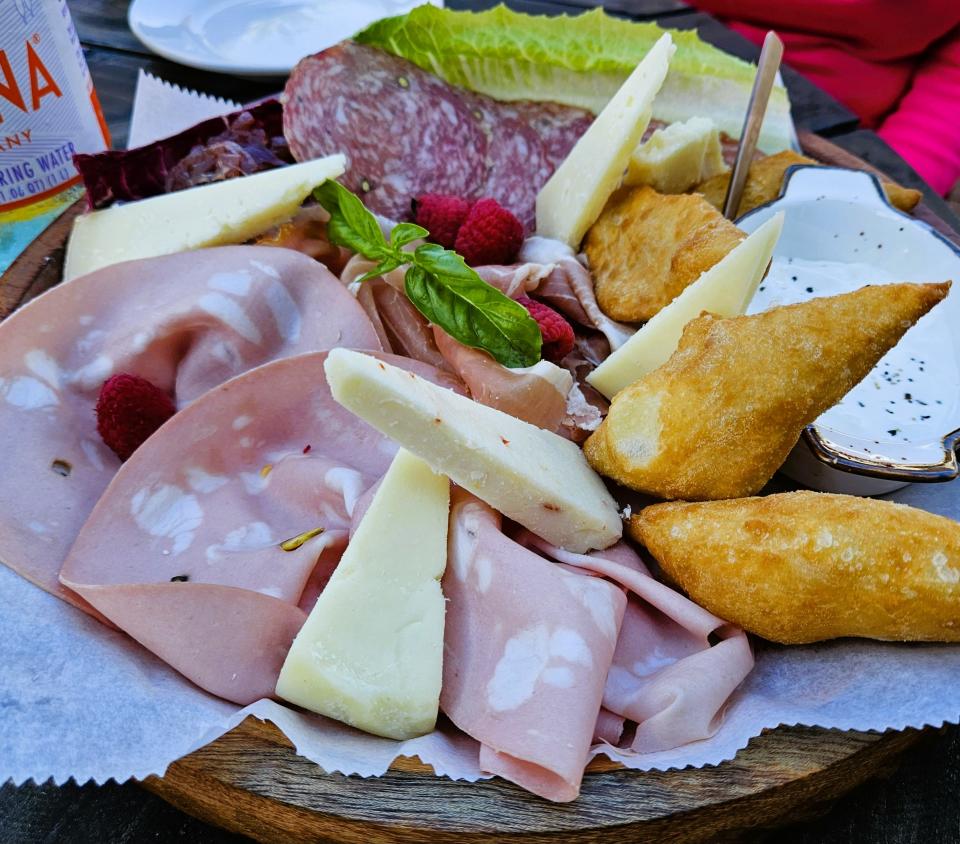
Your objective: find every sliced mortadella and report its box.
[522,534,754,754]
[441,491,626,802]
[60,351,456,704]
[0,246,380,605]
[593,708,625,746]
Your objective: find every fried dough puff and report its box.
[694,150,922,217]
[585,186,744,323]
[584,282,950,500]
[631,492,960,644]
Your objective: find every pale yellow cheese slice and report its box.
[63,155,345,280]
[535,33,674,249]
[324,349,622,553]
[587,212,784,399]
[626,116,728,194]
[275,448,449,740]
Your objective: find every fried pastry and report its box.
[585,186,744,323]
[630,492,960,644]
[584,281,950,500]
[695,150,922,217]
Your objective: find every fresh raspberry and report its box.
[95,374,176,461]
[412,194,471,249]
[454,198,523,266]
[517,296,575,364]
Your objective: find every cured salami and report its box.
[282,42,593,231]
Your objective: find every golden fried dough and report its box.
[630,492,960,644]
[584,282,950,500]
[695,150,922,216]
[585,186,744,323]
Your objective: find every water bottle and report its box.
[0,0,110,256]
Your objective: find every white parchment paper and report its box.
[3,73,958,794]
[2,476,959,788]
[127,71,240,150]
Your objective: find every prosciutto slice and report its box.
[432,328,571,432]
[59,351,460,704]
[0,246,381,607]
[518,237,634,351]
[442,491,627,802]
[521,534,755,754]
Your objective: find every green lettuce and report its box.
[356,4,794,153]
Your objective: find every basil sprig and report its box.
[313,180,542,368]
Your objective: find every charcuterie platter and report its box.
[2,4,959,842]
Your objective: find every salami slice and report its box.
[282,42,593,231]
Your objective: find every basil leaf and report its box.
[355,256,404,284]
[405,250,542,368]
[390,222,428,249]
[313,180,392,260]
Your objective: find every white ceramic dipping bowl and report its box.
[738,166,960,495]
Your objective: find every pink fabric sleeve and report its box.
[879,27,960,196]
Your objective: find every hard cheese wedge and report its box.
[275,448,449,740]
[535,33,674,249]
[63,154,345,280]
[325,349,622,553]
[626,116,727,194]
[588,212,784,399]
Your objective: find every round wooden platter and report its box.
[0,132,952,842]
[142,718,925,843]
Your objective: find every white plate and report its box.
[128,0,442,77]
[739,166,960,495]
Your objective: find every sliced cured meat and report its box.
[253,206,351,276]
[521,534,754,754]
[0,246,380,607]
[364,279,450,371]
[474,263,555,299]
[441,491,626,802]
[433,328,570,432]
[518,237,634,350]
[60,351,460,704]
[593,708,625,746]
[283,42,593,230]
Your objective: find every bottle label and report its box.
[0,0,110,212]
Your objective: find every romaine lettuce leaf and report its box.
[356,4,794,153]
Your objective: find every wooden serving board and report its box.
[1,133,954,842]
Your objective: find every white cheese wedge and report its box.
[63,154,346,280]
[275,448,449,740]
[626,116,728,194]
[535,34,674,249]
[325,349,622,553]
[587,212,784,399]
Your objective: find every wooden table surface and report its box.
[2,1,958,841]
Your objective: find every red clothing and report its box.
[692,1,960,194]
